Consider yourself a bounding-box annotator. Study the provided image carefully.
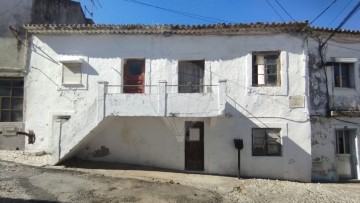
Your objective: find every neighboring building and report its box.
[24,22,312,182]
[0,0,92,150]
[308,28,360,182]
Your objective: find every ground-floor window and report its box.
[252,128,282,156]
[0,77,24,122]
[336,129,351,154]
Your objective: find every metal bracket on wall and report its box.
[16,130,36,144]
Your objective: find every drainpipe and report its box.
[50,118,65,165]
[158,80,167,116]
[97,81,108,123]
[218,80,227,115]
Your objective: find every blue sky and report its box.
[76,0,359,30]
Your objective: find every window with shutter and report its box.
[62,63,82,85]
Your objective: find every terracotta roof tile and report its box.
[24,22,360,37]
[24,22,309,35]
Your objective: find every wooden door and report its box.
[185,121,204,171]
[123,59,145,93]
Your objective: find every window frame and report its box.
[335,129,352,154]
[333,62,354,88]
[0,77,24,122]
[178,60,205,93]
[61,62,83,85]
[252,128,282,156]
[252,51,281,87]
[57,56,88,91]
[123,59,146,94]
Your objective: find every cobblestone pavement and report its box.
[1,150,360,202]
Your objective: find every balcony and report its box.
[97,80,227,118]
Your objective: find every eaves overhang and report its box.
[24,21,309,36]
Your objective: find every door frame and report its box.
[185,121,204,171]
[335,128,359,180]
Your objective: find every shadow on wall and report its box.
[62,95,312,181]
[223,99,311,181]
[29,60,98,89]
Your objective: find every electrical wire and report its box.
[327,42,360,52]
[333,117,360,125]
[122,0,233,23]
[96,0,103,8]
[309,0,338,26]
[0,0,24,16]
[321,1,360,48]
[274,0,296,21]
[328,0,353,27]
[265,0,286,23]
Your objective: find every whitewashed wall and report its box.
[25,33,311,181]
[308,37,360,181]
[311,117,360,181]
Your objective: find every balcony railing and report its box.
[97,80,227,118]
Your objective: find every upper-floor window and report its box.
[252,52,280,86]
[0,78,24,122]
[334,63,354,88]
[123,59,145,93]
[252,128,282,156]
[62,62,82,85]
[178,60,204,93]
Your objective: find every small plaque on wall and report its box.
[289,96,304,108]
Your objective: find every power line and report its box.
[309,0,338,26]
[327,43,360,52]
[96,0,103,8]
[321,1,360,48]
[333,118,360,126]
[0,0,24,16]
[122,0,233,23]
[274,0,296,21]
[328,0,353,27]
[265,0,286,23]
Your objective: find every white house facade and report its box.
[22,22,312,182]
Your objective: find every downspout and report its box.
[50,116,69,165]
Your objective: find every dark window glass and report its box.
[11,111,23,122]
[1,110,10,122]
[0,88,11,97]
[178,60,205,93]
[336,130,352,154]
[1,98,10,109]
[334,63,352,88]
[252,52,280,86]
[0,78,24,122]
[129,63,142,76]
[252,128,282,156]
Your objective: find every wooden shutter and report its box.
[62,63,82,84]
